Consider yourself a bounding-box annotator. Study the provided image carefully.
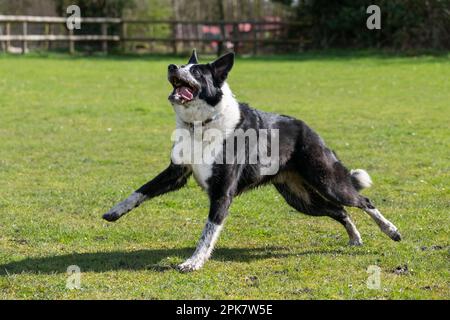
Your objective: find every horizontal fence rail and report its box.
[0,15,310,55]
[0,15,121,23]
[1,35,120,41]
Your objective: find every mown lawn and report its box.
[0,52,448,299]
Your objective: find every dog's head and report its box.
[168,50,234,108]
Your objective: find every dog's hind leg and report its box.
[329,211,363,246]
[292,142,401,242]
[300,165,401,242]
[103,163,191,222]
[358,197,401,241]
[290,171,401,243]
[274,180,363,245]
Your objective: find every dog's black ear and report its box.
[188,49,199,64]
[209,52,234,85]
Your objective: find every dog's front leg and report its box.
[103,163,191,222]
[178,195,232,272]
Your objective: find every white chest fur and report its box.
[190,134,223,189]
[170,83,241,191]
[191,164,212,190]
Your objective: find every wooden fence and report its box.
[0,15,310,55]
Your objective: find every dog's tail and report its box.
[350,169,372,191]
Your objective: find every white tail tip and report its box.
[351,169,372,190]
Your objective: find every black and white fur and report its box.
[103,50,401,272]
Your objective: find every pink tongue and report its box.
[177,86,193,101]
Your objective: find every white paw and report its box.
[384,225,402,242]
[349,238,363,246]
[177,259,204,272]
[383,225,402,241]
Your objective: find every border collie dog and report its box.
[103,50,401,272]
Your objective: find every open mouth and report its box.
[169,76,198,103]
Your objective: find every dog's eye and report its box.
[192,69,201,78]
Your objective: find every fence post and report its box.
[232,22,239,55]
[171,21,177,55]
[44,23,50,51]
[101,23,108,54]
[120,21,127,53]
[0,24,4,53]
[217,21,225,56]
[252,21,258,56]
[6,22,11,52]
[217,0,225,56]
[69,28,75,54]
[22,21,28,54]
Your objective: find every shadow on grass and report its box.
[0,246,370,274]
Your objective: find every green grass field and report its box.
[0,52,448,299]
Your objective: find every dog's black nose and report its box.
[168,64,177,71]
